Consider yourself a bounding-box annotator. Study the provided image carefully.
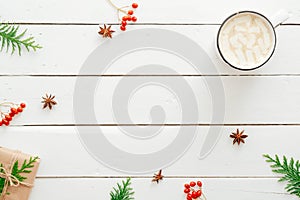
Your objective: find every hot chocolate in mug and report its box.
[217,10,291,71]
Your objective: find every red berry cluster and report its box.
[120,3,139,31]
[184,181,205,200]
[0,102,26,126]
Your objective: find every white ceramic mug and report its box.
[217,10,291,71]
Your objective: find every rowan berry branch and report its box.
[105,0,138,31]
[0,102,26,126]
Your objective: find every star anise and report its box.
[152,170,164,183]
[230,129,248,145]
[98,24,115,38]
[42,94,57,110]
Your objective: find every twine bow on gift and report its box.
[0,166,22,187]
[0,167,33,199]
[0,151,33,199]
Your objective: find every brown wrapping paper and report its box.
[0,147,40,200]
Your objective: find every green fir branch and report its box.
[0,156,38,195]
[0,23,42,55]
[264,154,300,198]
[110,178,134,200]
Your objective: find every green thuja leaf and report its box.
[110,178,134,200]
[0,22,42,55]
[0,157,38,196]
[11,156,39,182]
[0,164,5,195]
[263,154,300,198]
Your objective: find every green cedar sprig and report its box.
[0,164,4,195]
[0,23,42,55]
[263,154,300,198]
[110,178,134,200]
[0,156,39,195]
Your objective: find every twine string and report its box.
[0,151,33,199]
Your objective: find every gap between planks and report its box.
[5,23,300,26]
[11,124,300,127]
[2,74,300,77]
[35,176,282,179]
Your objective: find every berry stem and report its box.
[117,6,130,21]
[0,102,17,107]
[106,0,120,10]
[0,111,5,118]
[107,0,129,20]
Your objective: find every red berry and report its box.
[9,112,15,117]
[190,181,196,187]
[5,115,12,121]
[197,181,202,187]
[120,26,126,31]
[20,103,26,108]
[17,107,23,113]
[128,10,134,15]
[132,3,138,8]
[126,16,132,21]
[11,108,18,114]
[184,188,190,193]
[131,16,137,22]
[184,184,190,189]
[191,191,197,199]
[196,190,202,197]
[187,194,193,200]
[2,119,9,126]
[121,21,127,26]
[0,120,3,126]
[122,15,131,21]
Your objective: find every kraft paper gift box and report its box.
[0,147,40,200]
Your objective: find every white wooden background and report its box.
[1,0,300,199]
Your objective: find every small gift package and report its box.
[0,147,40,200]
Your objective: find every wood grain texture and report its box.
[0,126,299,176]
[0,26,300,75]
[30,178,299,200]
[0,0,299,24]
[1,1,300,199]
[1,76,300,125]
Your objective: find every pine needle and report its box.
[263,154,300,197]
[0,23,42,55]
[110,178,134,200]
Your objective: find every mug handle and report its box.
[270,9,292,28]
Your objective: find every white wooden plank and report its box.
[0,126,299,176]
[1,76,300,124]
[0,0,299,24]
[0,25,299,75]
[1,1,299,199]
[30,178,299,200]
